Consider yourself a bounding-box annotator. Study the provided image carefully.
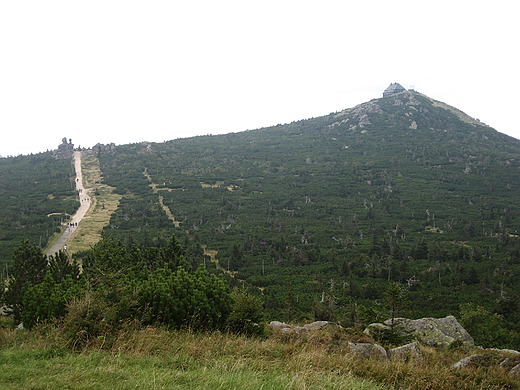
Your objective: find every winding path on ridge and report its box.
[46,151,92,256]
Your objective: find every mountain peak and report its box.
[379,85,488,128]
[330,89,490,133]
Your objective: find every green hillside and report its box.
[0,152,78,266]
[2,89,520,347]
[88,90,520,339]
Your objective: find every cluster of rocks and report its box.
[328,102,383,131]
[269,320,422,361]
[53,137,74,159]
[452,349,520,376]
[270,316,520,375]
[92,142,116,153]
[269,320,336,333]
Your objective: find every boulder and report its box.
[269,321,291,329]
[268,321,305,333]
[499,357,517,370]
[489,348,520,356]
[303,321,340,331]
[269,321,340,333]
[388,341,423,361]
[453,351,520,372]
[452,354,482,369]
[510,363,520,376]
[347,342,388,361]
[363,322,390,337]
[380,316,473,348]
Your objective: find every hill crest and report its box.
[330,90,490,133]
[2,89,520,346]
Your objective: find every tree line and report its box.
[2,235,265,348]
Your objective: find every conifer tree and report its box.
[4,240,48,324]
[384,281,408,326]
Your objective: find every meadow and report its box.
[1,320,519,390]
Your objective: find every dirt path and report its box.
[142,168,235,276]
[143,167,180,227]
[46,151,92,256]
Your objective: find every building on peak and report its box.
[383,83,406,97]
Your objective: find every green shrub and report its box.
[226,287,266,337]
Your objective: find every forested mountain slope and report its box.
[91,90,520,334]
[0,153,78,266]
[2,90,520,345]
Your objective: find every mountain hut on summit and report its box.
[383,83,406,97]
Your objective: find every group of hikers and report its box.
[78,188,90,203]
[66,221,78,232]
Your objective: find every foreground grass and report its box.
[0,324,519,389]
[0,349,383,390]
[0,328,384,390]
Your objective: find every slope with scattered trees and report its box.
[2,90,520,350]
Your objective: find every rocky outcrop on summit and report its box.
[92,142,116,153]
[53,137,74,159]
[328,102,383,131]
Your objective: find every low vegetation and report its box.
[0,152,78,266]
[3,90,520,387]
[2,237,520,388]
[1,322,519,389]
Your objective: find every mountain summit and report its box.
[325,88,497,150]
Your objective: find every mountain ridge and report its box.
[2,90,520,346]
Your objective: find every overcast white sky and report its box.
[1,1,518,157]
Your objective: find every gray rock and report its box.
[269,321,339,334]
[382,316,473,348]
[347,342,388,361]
[499,357,515,369]
[92,142,116,153]
[303,321,340,331]
[452,354,482,369]
[53,137,74,159]
[453,351,520,371]
[269,321,303,333]
[388,342,423,361]
[510,362,520,376]
[489,348,520,356]
[269,321,291,329]
[363,322,390,337]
